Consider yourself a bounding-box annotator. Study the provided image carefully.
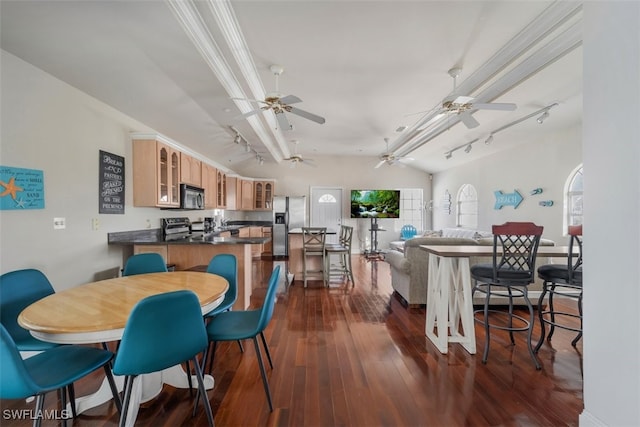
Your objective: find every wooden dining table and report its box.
[419,245,571,355]
[18,271,228,426]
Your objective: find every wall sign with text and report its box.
[0,166,45,210]
[99,150,125,214]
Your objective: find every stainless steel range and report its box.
[161,217,191,241]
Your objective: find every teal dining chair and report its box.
[0,269,59,352]
[202,265,281,412]
[0,269,83,417]
[203,254,243,373]
[112,290,214,427]
[122,253,168,276]
[0,325,120,427]
[204,254,238,318]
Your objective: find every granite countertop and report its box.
[107,229,270,246]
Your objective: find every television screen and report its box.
[350,190,400,218]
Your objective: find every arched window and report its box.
[318,194,337,203]
[456,184,478,228]
[564,165,583,230]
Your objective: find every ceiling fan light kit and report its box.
[236,64,326,133]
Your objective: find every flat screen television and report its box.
[350,190,400,218]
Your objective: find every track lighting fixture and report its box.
[537,110,550,124]
[245,142,251,153]
[440,102,558,160]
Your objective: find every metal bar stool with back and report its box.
[535,224,583,351]
[470,222,544,369]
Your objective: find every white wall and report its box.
[580,2,640,426]
[432,125,582,244]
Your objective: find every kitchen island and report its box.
[108,229,270,310]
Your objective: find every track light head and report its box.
[485,134,494,145]
[537,110,550,124]
[445,152,452,159]
[234,134,242,144]
[464,144,472,153]
[245,142,251,153]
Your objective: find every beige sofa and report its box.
[384,229,555,307]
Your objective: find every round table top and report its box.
[18,271,228,344]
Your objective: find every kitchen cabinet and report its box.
[180,153,201,187]
[217,170,227,209]
[254,181,274,210]
[250,226,262,258]
[240,180,254,210]
[133,139,180,207]
[201,163,217,209]
[261,227,272,256]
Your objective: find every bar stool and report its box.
[535,224,583,351]
[325,225,355,286]
[302,227,327,287]
[470,222,544,369]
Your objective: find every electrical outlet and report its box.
[146,219,151,229]
[53,217,66,230]
[91,218,100,230]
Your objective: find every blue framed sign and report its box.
[0,166,45,210]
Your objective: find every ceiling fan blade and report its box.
[241,108,264,119]
[374,160,386,169]
[473,102,517,111]
[452,95,474,105]
[287,106,326,124]
[275,111,293,131]
[398,157,415,163]
[278,94,302,105]
[301,159,317,168]
[459,112,480,129]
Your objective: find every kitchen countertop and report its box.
[107,229,270,246]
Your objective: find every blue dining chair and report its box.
[202,254,243,373]
[204,254,238,318]
[0,325,121,427]
[112,290,214,427]
[122,253,168,276]
[202,265,281,412]
[0,269,83,417]
[0,269,59,352]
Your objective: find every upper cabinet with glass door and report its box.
[254,180,275,210]
[133,138,180,207]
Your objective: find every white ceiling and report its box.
[0,0,583,174]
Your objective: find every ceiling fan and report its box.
[375,138,414,168]
[283,140,316,168]
[434,67,517,129]
[235,65,326,131]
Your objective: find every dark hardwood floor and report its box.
[2,256,583,426]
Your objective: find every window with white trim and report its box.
[456,184,478,228]
[398,188,424,232]
[565,165,583,228]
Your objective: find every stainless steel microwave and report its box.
[180,184,204,210]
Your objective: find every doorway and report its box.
[310,187,343,244]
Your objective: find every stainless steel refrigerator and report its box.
[272,196,306,257]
